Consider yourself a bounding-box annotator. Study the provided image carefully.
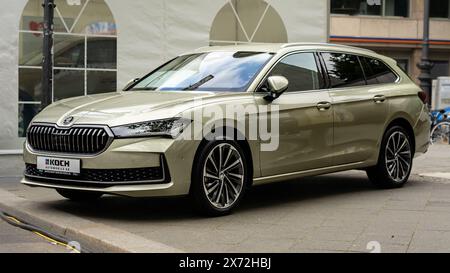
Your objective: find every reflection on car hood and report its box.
[33,91,235,127]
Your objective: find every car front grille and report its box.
[24,163,169,187]
[27,124,113,155]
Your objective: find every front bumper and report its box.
[22,137,201,197]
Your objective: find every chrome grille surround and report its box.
[26,123,114,156]
[23,155,171,187]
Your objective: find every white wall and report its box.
[0,0,329,151]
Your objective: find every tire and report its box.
[191,140,249,216]
[56,189,103,201]
[366,125,414,189]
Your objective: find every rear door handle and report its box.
[373,95,386,103]
[316,102,332,111]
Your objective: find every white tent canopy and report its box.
[1,0,329,151]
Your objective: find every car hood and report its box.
[33,91,238,127]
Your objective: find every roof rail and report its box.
[281,43,376,54]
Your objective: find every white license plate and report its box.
[37,157,81,175]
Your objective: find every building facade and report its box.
[1,0,329,153]
[330,0,450,85]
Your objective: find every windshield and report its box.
[131,51,273,92]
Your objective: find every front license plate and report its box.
[37,157,80,175]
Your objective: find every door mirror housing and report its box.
[123,78,140,91]
[263,76,289,101]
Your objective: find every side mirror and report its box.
[122,78,140,91]
[263,76,289,102]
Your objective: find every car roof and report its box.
[189,43,390,61]
[192,43,285,53]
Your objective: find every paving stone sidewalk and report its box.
[0,145,449,253]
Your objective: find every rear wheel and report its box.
[56,189,103,201]
[191,140,249,216]
[366,126,414,188]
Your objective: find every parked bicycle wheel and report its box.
[431,121,450,145]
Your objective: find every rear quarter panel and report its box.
[385,78,429,156]
[372,56,429,156]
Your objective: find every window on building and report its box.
[385,0,409,16]
[268,53,322,92]
[209,0,288,45]
[360,57,398,85]
[321,52,366,88]
[18,0,117,137]
[431,61,450,80]
[430,0,450,19]
[395,59,409,74]
[331,0,409,17]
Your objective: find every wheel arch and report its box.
[385,117,416,155]
[190,126,255,194]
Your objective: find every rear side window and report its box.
[321,52,366,88]
[268,52,322,92]
[361,57,398,85]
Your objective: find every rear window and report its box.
[361,57,398,85]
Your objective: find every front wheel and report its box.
[56,189,103,201]
[366,126,414,188]
[191,140,249,216]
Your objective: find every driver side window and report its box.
[265,52,322,93]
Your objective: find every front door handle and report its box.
[316,102,332,111]
[373,95,386,103]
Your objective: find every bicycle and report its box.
[430,107,450,145]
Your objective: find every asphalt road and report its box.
[1,144,450,253]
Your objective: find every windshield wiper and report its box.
[183,75,214,91]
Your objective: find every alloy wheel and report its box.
[385,131,412,183]
[202,143,245,209]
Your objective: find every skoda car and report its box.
[22,43,430,216]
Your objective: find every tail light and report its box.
[418,91,428,104]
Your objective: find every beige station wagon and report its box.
[22,43,431,215]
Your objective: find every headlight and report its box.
[111,118,191,139]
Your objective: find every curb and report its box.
[419,172,450,180]
[0,189,183,253]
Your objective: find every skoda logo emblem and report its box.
[63,116,74,125]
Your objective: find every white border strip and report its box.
[69,0,91,33]
[18,101,41,105]
[18,30,117,38]
[228,0,251,42]
[54,6,71,33]
[249,3,270,42]
[53,67,117,72]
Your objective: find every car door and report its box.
[320,52,390,165]
[256,52,334,177]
